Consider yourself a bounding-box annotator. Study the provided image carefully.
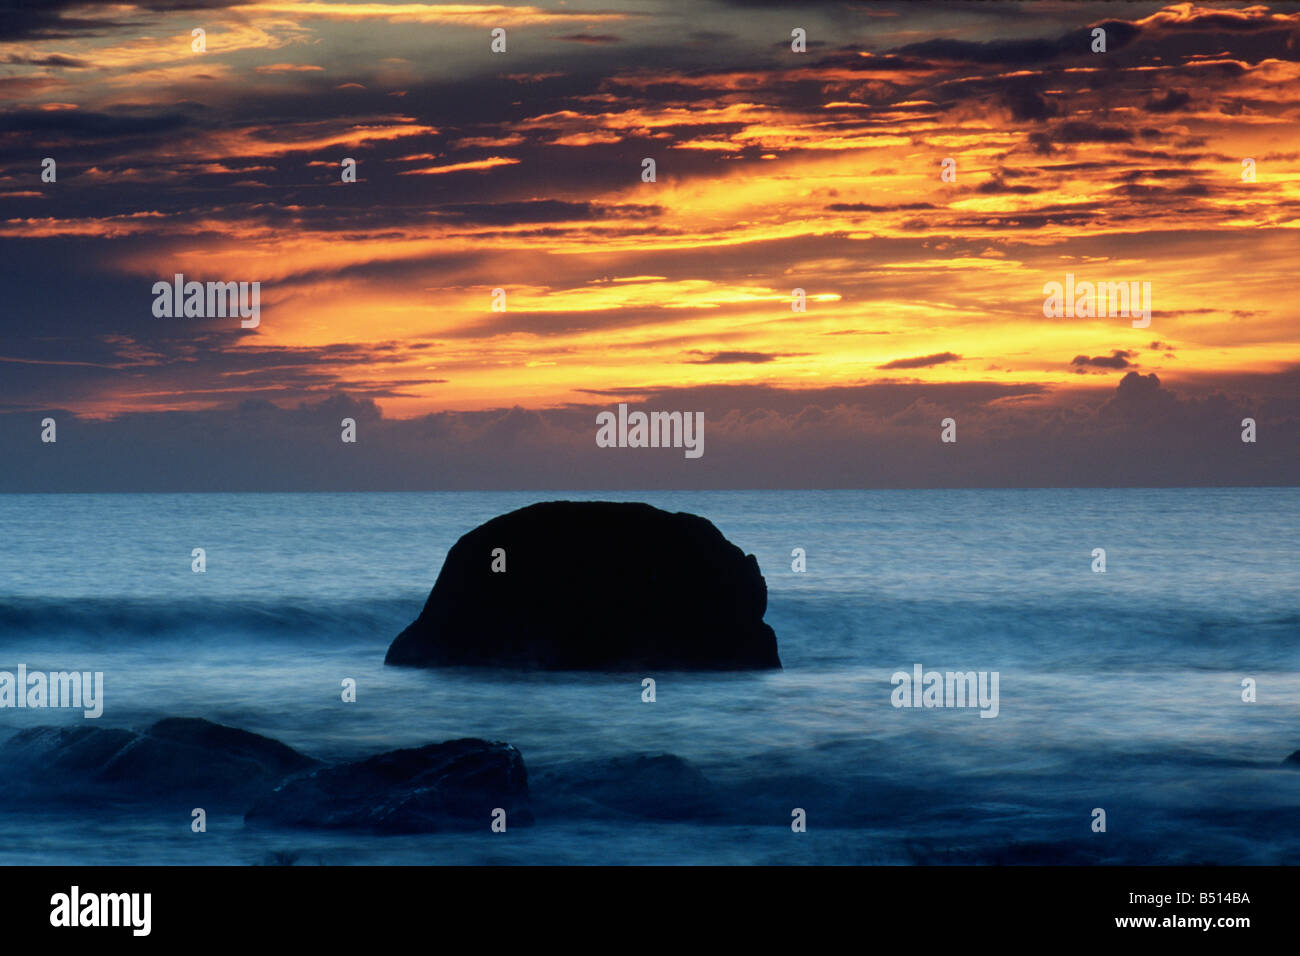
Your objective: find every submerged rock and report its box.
[0,717,318,805]
[385,500,781,670]
[535,753,719,821]
[245,738,531,833]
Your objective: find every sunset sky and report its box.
[1,0,1297,489]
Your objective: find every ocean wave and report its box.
[0,596,417,643]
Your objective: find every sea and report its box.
[0,488,1296,865]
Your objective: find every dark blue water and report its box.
[0,489,1297,864]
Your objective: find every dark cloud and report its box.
[0,0,240,41]
[0,108,192,139]
[826,202,937,212]
[1,53,90,67]
[1146,90,1192,113]
[878,352,961,370]
[685,351,794,364]
[1113,181,1210,199]
[1030,121,1134,155]
[435,200,663,225]
[1098,370,1177,422]
[895,37,1061,66]
[551,34,622,44]
[0,1,125,41]
[1002,82,1059,122]
[1071,350,1136,371]
[1120,168,1197,181]
[892,20,1139,67]
[976,176,1040,195]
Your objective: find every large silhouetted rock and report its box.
[245,738,531,833]
[384,500,781,670]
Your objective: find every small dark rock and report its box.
[98,717,318,791]
[245,738,531,833]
